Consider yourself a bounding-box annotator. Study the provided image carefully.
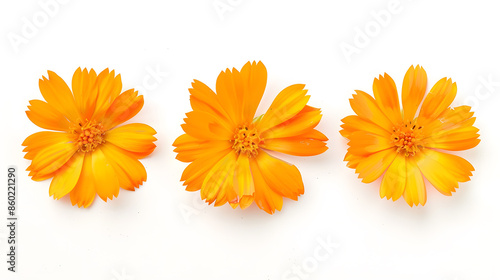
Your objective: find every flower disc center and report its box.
[232,125,261,157]
[72,120,105,153]
[391,120,423,157]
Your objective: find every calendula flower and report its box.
[23,68,157,207]
[173,61,328,214]
[341,65,480,206]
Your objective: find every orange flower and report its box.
[23,68,157,207]
[341,65,480,206]
[173,61,328,214]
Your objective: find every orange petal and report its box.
[102,89,144,130]
[340,115,390,138]
[414,149,473,196]
[419,77,457,123]
[92,69,123,120]
[72,68,98,120]
[373,73,402,124]
[201,151,238,206]
[421,106,480,151]
[92,147,120,201]
[344,152,364,169]
[257,84,310,133]
[105,123,157,159]
[380,152,406,201]
[240,61,267,122]
[180,148,232,192]
[234,154,255,198]
[173,134,231,163]
[39,71,81,123]
[348,90,394,132]
[255,151,304,201]
[355,148,398,183]
[347,131,394,156]
[49,152,85,199]
[23,132,78,177]
[26,100,70,131]
[403,157,426,207]
[216,67,244,124]
[249,158,283,214]
[189,79,232,125]
[261,105,322,139]
[402,65,427,121]
[100,143,147,191]
[181,110,233,141]
[70,153,96,208]
[261,135,328,156]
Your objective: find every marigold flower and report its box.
[173,61,328,214]
[23,68,157,207]
[341,65,480,206]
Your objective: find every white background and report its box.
[1,0,499,279]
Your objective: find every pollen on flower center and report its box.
[71,120,105,153]
[391,120,423,157]
[231,125,261,157]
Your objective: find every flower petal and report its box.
[105,123,157,159]
[23,132,78,177]
[414,149,474,196]
[340,115,391,138]
[261,106,322,139]
[240,61,267,122]
[102,89,144,130]
[201,151,238,205]
[49,152,85,199]
[92,69,123,120]
[380,152,406,201]
[249,158,283,214]
[181,110,234,141]
[261,135,328,156]
[421,106,480,151]
[100,143,147,191]
[173,134,231,163]
[419,77,457,123]
[70,153,96,208]
[189,79,232,125]
[402,65,427,121]
[257,84,310,133]
[234,154,255,198]
[72,68,98,120]
[349,90,394,132]
[255,151,304,201]
[347,131,394,156]
[403,157,426,207]
[373,73,402,124]
[355,148,398,183]
[92,147,120,201]
[180,148,232,191]
[26,100,70,131]
[39,71,81,123]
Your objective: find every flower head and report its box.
[173,61,328,214]
[23,68,157,207]
[341,65,480,206]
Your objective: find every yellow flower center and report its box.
[71,120,105,153]
[391,120,423,157]
[232,125,261,157]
